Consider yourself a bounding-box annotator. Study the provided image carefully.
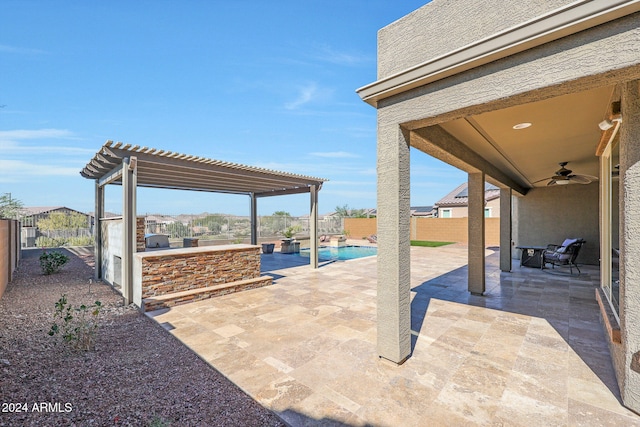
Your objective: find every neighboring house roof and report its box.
[21,206,89,217]
[411,206,434,216]
[435,183,500,207]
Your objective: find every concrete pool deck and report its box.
[147,244,640,426]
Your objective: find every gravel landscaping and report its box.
[0,248,286,427]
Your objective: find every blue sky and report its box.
[1,0,465,216]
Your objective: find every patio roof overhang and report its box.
[80,140,327,197]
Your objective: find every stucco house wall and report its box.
[438,197,500,218]
[513,183,600,265]
[377,0,575,79]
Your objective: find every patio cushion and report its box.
[561,238,578,247]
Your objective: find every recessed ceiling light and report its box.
[513,122,532,130]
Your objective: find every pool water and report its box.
[298,245,377,261]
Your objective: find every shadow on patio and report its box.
[148,244,640,426]
[410,251,618,399]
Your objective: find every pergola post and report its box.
[122,157,137,305]
[310,185,319,269]
[250,193,258,245]
[94,180,104,281]
[500,187,512,272]
[468,172,486,295]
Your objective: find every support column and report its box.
[377,124,411,364]
[619,79,640,412]
[250,193,258,245]
[310,185,318,269]
[94,180,104,281]
[499,187,512,272]
[121,157,137,305]
[468,172,486,295]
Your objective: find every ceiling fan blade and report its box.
[569,174,595,184]
[532,177,553,184]
[546,179,557,186]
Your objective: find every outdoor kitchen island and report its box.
[132,244,272,312]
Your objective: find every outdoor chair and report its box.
[367,235,377,244]
[542,238,585,274]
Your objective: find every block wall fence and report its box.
[0,219,21,300]
[344,217,501,246]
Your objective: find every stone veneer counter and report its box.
[133,244,271,310]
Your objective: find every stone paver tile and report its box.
[257,304,309,322]
[434,382,500,426]
[449,355,510,399]
[471,331,525,369]
[507,355,568,407]
[212,324,245,338]
[494,389,567,427]
[255,375,315,412]
[263,356,294,374]
[568,398,640,426]
[568,376,634,416]
[518,338,569,368]
[290,351,362,392]
[278,392,357,426]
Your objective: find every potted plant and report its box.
[282,226,299,240]
[281,226,301,253]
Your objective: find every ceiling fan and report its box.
[533,162,598,186]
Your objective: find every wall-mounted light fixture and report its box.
[599,117,622,131]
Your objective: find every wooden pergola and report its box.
[81,140,326,303]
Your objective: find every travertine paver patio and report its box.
[147,244,640,426]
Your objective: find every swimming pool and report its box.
[298,245,377,261]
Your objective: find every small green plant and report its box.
[48,294,102,351]
[282,225,301,239]
[39,250,69,275]
[410,240,454,247]
[148,416,171,427]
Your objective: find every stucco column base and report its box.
[468,172,486,295]
[379,355,410,366]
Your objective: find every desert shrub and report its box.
[35,236,65,248]
[66,235,94,246]
[48,294,102,352]
[39,250,69,275]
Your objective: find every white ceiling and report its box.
[439,84,617,189]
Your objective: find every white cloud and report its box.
[0,44,47,55]
[309,151,359,159]
[285,83,319,110]
[0,129,94,155]
[312,45,370,66]
[0,128,74,140]
[0,159,81,181]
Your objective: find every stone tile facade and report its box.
[139,245,272,311]
[136,216,145,252]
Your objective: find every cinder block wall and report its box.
[344,217,501,246]
[344,218,377,240]
[140,246,261,298]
